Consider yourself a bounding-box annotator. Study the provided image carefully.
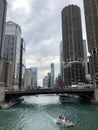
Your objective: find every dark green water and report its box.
[0,95,98,130]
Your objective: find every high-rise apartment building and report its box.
[24,69,34,90]
[48,72,51,88]
[84,0,98,83]
[83,40,88,75]
[3,60,12,90]
[55,74,63,88]
[83,40,88,63]
[59,41,64,80]
[0,0,7,84]
[61,5,85,85]
[43,76,48,88]
[4,21,21,89]
[51,63,54,88]
[83,40,90,82]
[43,72,51,88]
[19,38,26,90]
[29,67,38,87]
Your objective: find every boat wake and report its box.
[45,114,56,123]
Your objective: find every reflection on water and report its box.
[22,94,59,106]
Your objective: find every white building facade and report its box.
[24,69,34,90]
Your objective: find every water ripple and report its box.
[0,95,98,130]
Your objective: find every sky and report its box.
[7,0,86,86]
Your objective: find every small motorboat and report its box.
[0,102,15,109]
[57,116,74,127]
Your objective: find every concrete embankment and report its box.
[92,89,98,104]
[0,102,16,109]
[0,87,5,102]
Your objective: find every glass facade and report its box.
[4,21,21,89]
[19,38,26,89]
[0,0,7,85]
[29,67,38,87]
[0,0,7,58]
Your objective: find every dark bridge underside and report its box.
[5,88,95,101]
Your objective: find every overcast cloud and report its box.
[7,0,86,86]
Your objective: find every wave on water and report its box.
[21,95,59,106]
[45,113,57,123]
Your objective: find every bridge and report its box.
[5,88,95,102]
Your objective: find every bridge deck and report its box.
[5,88,95,96]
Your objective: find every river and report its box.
[0,95,98,130]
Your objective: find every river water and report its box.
[0,95,98,130]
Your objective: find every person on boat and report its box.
[66,119,72,123]
[59,115,62,119]
[59,115,63,119]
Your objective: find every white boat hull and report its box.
[57,119,74,127]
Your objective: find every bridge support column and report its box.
[0,86,5,103]
[92,89,98,104]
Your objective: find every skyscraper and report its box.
[3,60,12,90]
[43,76,48,88]
[0,0,7,58]
[59,41,64,79]
[24,69,34,90]
[61,5,85,85]
[84,0,98,83]
[43,72,51,88]
[0,0,7,83]
[47,72,51,88]
[19,38,26,90]
[51,63,54,88]
[83,40,91,83]
[4,21,21,89]
[29,67,38,87]
[83,40,89,80]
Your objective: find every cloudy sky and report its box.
[7,0,86,86]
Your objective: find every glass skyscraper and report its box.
[0,0,7,58]
[0,0,7,83]
[19,38,26,90]
[4,21,21,89]
[51,63,54,88]
[59,41,64,79]
[29,67,38,87]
